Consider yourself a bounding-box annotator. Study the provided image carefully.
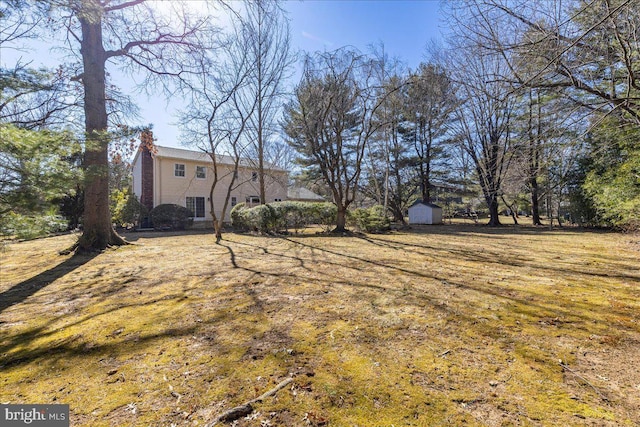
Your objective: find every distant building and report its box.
[408,201,443,225]
[132,144,288,226]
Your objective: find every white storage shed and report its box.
[408,201,443,225]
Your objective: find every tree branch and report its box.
[102,0,145,13]
[205,377,293,426]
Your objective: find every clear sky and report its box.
[286,0,442,65]
[1,0,444,149]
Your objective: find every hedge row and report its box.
[230,201,337,233]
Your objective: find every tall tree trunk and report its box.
[393,165,405,224]
[487,195,501,227]
[528,89,543,226]
[334,205,347,233]
[209,181,222,243]
[530,176,542,225]
[501,196,518,225]
[77,4,126,252]
[423,175,431,203]
[391,205,404,223]
[213,219,223,243]
[258,142,266,204]
[258,98,266,205]
[424,125,433,203]
[419,121,432,203]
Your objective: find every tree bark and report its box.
[76,2,127,252]
[530,176,542,225]
[334,206,347,233]
[501,195,518,225]
[487,195,501,227]
[528,89,543,226]
[257,73,266,205]
[213,219,223,243]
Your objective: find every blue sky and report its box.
[1,0,444,149]
[287,1,442,66]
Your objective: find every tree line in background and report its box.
[1,0,638,248]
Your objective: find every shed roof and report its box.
[409,200,442,209]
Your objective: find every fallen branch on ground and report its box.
[205,377,294,426]
[559,361,608,402]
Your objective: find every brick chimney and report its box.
[140,130,155,212]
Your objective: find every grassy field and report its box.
[1,225,639,426]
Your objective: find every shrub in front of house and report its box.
[111,189,147,228]
[280,202,307,232]
[249,203,280,233]
[231,202,286,233]
[149,204,193,230]
[348,205,390,233]
[120,194,148,228]
[308,202,337,231]
[230,201,337,233]
[230,202,250,231]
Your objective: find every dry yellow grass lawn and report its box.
[1,225,639,426]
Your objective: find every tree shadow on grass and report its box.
[0,253,98,315]
[121,228,216,242]
[271,235,639,335]
[0,321,200,370]
[357,233,640,283]
[404,222,616,237]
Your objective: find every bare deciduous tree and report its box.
[241,0,294,205]
[449,48,516,226]
[454,0,640,124]
[364,71,414,223]
[360,43,414,221]
[284,49,387,232]
[33,0,214,252]
[0,0,40,46]
[180,14,257,243]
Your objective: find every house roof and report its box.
[409,200,442,209]
[287,187,326,201]
[150,145,287,172]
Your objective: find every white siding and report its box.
[408,204,443,225]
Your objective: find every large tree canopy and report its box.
[454,0,640,124]
[30,0,214,251]
[583,115,640,229]
[284,49,386,232]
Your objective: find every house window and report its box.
[231,196,237,207]
[233,170,238,179]
[246,196,260,204]
[186,196,205,218]
[251,172,258,182]
[196,166,206,179]
[175,163,185,177]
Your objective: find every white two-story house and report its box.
[132,144,288,227]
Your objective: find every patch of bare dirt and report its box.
[570,338,640,423]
